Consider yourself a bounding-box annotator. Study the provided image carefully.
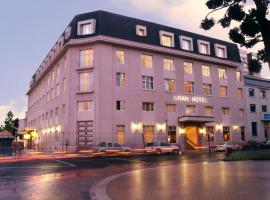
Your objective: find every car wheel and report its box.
[156,149,162,154]
[172,149,179,155]
[123,149,130,152]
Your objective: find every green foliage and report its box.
[227,4,245,21]
[229,28,245,43]
[248,59,262,73]
[240,16,260,37]
[1,111,18,136]
[200,18,215,30]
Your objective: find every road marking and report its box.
[54,159,76,167]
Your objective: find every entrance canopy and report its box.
[178,116,215,123]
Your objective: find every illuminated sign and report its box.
[174,95,207,103]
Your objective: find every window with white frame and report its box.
[77,100,93,111]
[116,100,125,111]
[218,68,227,79]
[79,72,93,91]
[142,102,154,111]
[202,65,210,77]
[136,25,147,37]
[142,76,154,90]
[160,31,174,47]
[116,50,125,64]
[186,105,196,115]
[219,85,228,97]
[203,83,212,96]
[141,54,153,68]
[163,58,175,71]
[77,19,96,35]
[180,36,193,51]
[116,72,125,87]
[184,81,195,94]
[164,79,175,92]
[198,40,210,55]
[215,44,227,58]
[80,49,93,67]
[184,62,193,74]
[204,106,213,116]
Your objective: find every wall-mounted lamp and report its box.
[156,123,166,133]
[232,125,239,130]
[131,122,143,133]
[199,128,206,134]
[179,127,185,135]
[215,124,223,131]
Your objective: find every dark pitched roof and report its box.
[65,10,241,63]
[244,76,270,89]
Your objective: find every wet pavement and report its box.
[0,151,269,200]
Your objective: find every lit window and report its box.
[141,54,153,68]
[180,36,193,51]
[261,90,266,98]
[136,25,147,37]
[203,83,212,96]
[79,72,93,91]
[184,81,195,94]
[63,56,68,71]
[116,125,125,145]
[236,71,241,81]
[160,31,174,47]
[52,70,55,81]
[116,100,125,111]
[202,65,210,77]
[116,50,125,64]
[164,79,175,92]
[219,86,228,97]
[57,65,60,82]
[204,106,213,116]
[218,68,227,79]
[184,62,193,74]
[142,76,154,90]
[166,104,176,112]
[222,107,229,115]
[240,109,244,117]
[78,101,93,111]
[186,105,196,115]
[223,126,230,141]
[250,104,256,112]
[80,49,93,67]
[142,102,154,111]
[198,40,210,55]
[249,88,255,97]
[116,72,125,87]
[237,88,243,99]
[77,19,96,35]
[215,44,227,58]
[163,58,175,71]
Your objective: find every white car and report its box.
[215,141,242,152]
[144,141,181,155]
[91,142,131,152]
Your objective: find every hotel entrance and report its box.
[185,125,201,149]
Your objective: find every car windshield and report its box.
[114,143,121,147]
[145,142,154,147]
[160,142,170,146]
[98,142,106,147]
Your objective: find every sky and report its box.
[0,0,269,124]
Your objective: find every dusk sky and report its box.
[0,0,269,123]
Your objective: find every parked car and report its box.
[214,141,242,152]
[90,142,131,152]
[144,141,181,155]
[243,140,269,150]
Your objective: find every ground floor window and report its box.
[116,125,125,145]
[241,126,245,141]
[205,126,214,142]
[77,121,94,149]
[264,126,269,140]
[223,126,230,141]
[251,122,257,136]
[143,125,154,145]
[168,126,176,143]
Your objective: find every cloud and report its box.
[0,96,27,126]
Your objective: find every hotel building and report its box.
[23,11,249,151]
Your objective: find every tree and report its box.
[2,111,18,137]
[200,0,270,73]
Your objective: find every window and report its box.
[116,100,125,111]
[77,101,93,111]
[184,62,193,74]
[116,73,125,87]
[136,25,147,37]
[240,109,245,117]
[116,50,125,64]
[218,68,227,79]
[164,79,175,92]
[142,76,154,90]
[219,86,228,97]
[205,126,214,142]
[262,105,267,112]
[166,104,176,112]
[77,19,96,35]
[51,88,55,100]
[203,83,212,96]
[143,125,155,144]
[198,40,210,55]
[141,54,153,68]
[80,49,93,67]
[222,107,229,115]
[237,88,243,99]
[116,125,125,145]
[143,102,154,111]
[180,36,193,51]
[251,122,258,136]
[261,90,266,98]
[249,88,255,97]
[215,44,227,58]
[184,81,195,94]
[63,78,67,92]
[186,105,196,114]
[168,126,176,143]
[160,31,174,47]
[202,65,210,77]
[223,126,230,141]
[163,58,175,71]
[241,126,245,141]
[204,106,213,116]
[250,104,256,112]
[236,71,241,81]
[56,84,60,96]
[79,72,93,91]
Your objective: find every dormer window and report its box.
[215,44,227,58]
[65,26,72,40]
[136,25,147,37]
[77,19,96,35]
[180,36,193,51]
[198,40,210,55]
[159,31,174,47]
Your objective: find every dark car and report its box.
[243,140,266,150]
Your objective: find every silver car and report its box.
[91,142,131,152]
[144,141,181,155]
